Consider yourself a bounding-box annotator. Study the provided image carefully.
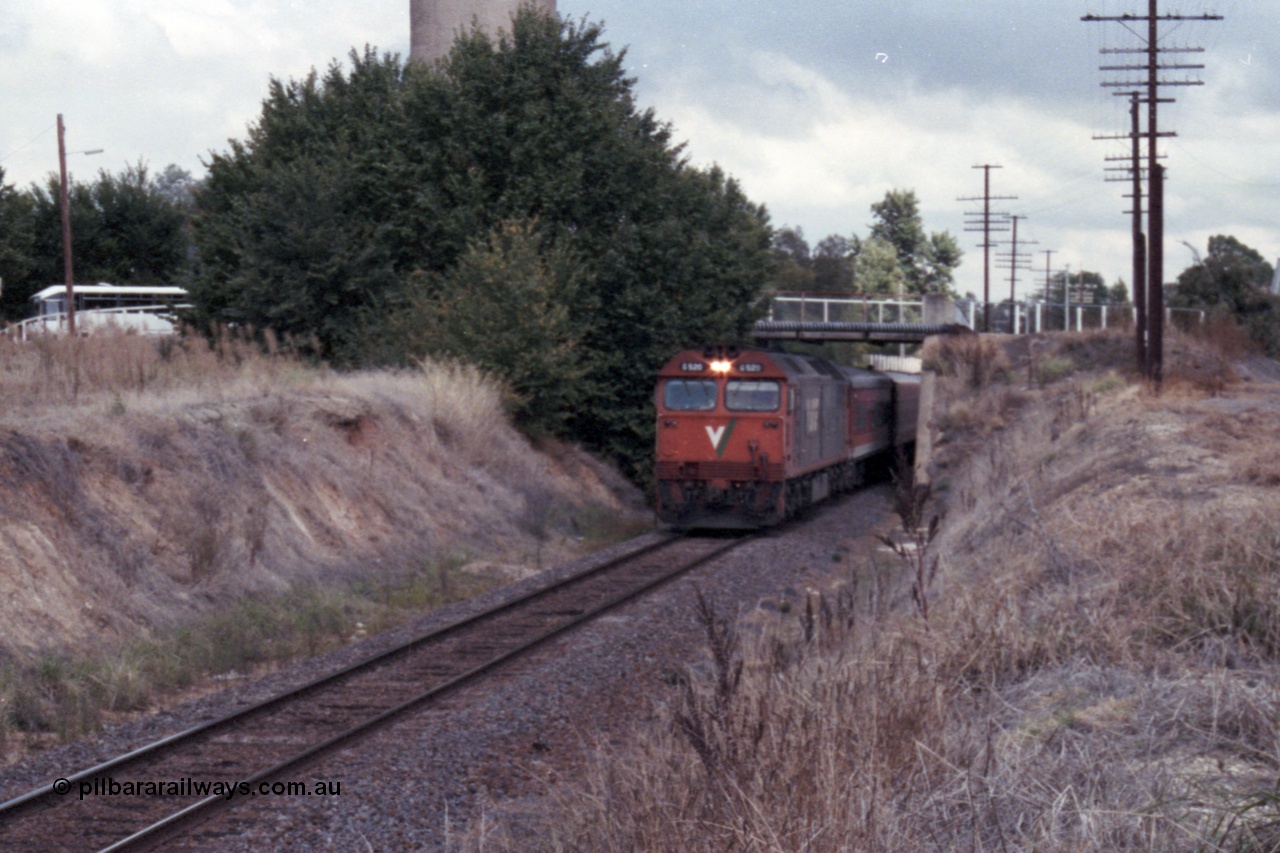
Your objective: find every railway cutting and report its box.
[0,534,747,851]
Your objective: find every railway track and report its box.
[0,533,749,851]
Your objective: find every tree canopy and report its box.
[765,190,961,297]
[1173,235,1275,311]
[0,163,189,321]
[1173,235,1280,355]
[0,168,35,319]
[191,10,772,477]
[869,189,962,296]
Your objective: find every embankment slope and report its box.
[0,362,643,659]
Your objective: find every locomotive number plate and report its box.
[680,361,706,372]
[736,363,764,373]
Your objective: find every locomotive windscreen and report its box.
[663,379,718,410]
[725,380,781,411]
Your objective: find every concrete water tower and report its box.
[410,0,557,64]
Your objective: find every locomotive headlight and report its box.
[710,359,732,374]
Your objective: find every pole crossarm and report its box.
[1082,1,1221,384]
[1101,79,1204,87]
[1100,46,1204,54]
[1092,131,1176,140]
[1082,13,1223,22]
[1099,64,1205,72]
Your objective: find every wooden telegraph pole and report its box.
[57,114,76,336]
[958,165,1015,332]
[1084,1,1222,383]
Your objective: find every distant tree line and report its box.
[2,10,772,481]
[0,163,195,320]
[1033,271,1129,307]
[10,7,1272,477]
[768,189,964,297]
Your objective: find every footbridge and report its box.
[753,294,973,344]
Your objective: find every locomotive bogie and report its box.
[655,346,919,529]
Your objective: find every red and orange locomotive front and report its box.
[655,347,790,528]
[655,346,917,529]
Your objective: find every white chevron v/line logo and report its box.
[705,425,726,450]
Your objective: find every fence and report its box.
[765,294,1206,336]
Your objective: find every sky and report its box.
[1,1,1274,301]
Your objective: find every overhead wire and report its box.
[0,123,56,168]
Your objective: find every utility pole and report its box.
[1040,249,1056,333]
[1102,92,1157,373]
[1064,264,1073,331]
[57,114,76,336]
[1084,1,1222,383]
[959,164,1014,333]
[995,214,1036,334]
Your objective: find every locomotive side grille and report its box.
[657,460,786,481]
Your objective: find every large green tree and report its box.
[812,235,853,292]
[769,227,814,291]
[1173,235,1274,310]
[192,10,771,478]
[2,162,189,321]
[1173,235,1280,355]
[0,168,35,320]
[868,189,962,296]
[850,236,907,296]
[28,163,188,282]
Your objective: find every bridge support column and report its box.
[914,371,936,487]
[923,294,966,327]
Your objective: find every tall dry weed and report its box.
[514,593,954,853]
[0,327,310,413]
[921,334,1010,390]
[877,457,941,624]
[1112,509,1280,662]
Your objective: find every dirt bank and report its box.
[0,358,644,660]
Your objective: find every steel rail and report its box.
[0,533,679,820]
[104,534,748,851]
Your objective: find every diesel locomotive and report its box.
[655,346,919,528]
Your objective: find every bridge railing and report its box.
[767,295,928,325]
[763,294,1207,336]
[765,294,973,328]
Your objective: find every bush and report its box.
[921,334,1010,390]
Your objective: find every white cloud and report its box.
[645,46,1277,294]
[2,0,1273,295]
[0,1,406,188]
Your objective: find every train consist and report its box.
[655,346,920,529]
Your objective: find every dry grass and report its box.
[0,554,498,748]
[460,328,1280,853]
[0,331,646,754]
[0,327,311,409]
[921,334,1011,390]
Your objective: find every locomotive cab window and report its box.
[663,379,718,411]
[725,380,781,412]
